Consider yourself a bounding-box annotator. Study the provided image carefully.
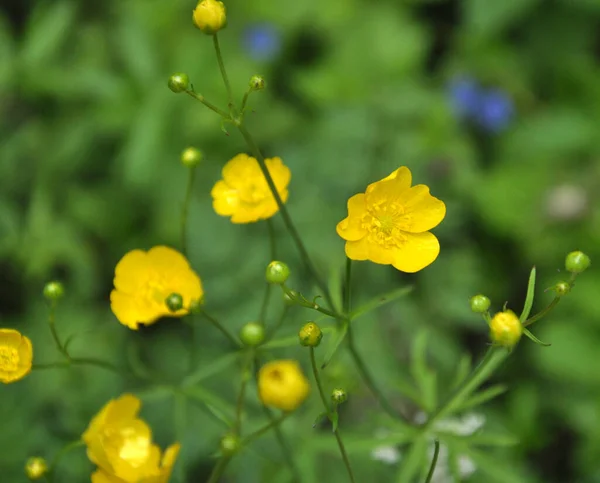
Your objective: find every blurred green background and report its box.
[1,0,600,481]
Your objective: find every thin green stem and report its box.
[240,411,291,447]
[47,440,85,482]
[281,285,340,319]
[70,357,127,376]
[180,166,196,256]
[206,455,232,483]
[185,90,229,118]
[236,123,331,305]
[259,284,272,325]
[234,351,253,434]
[344,258,352,315]
[201,311,242,348]
[240,91,250,113]
[346,323,405,421]
[309,347,356,483]
[523,297,561,327]
[267,218,277,260]
[48,302,69,360]
[424,440,440,483]
[174,393,187,483]
[212,34,235,112]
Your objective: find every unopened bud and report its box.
[470,294,491,313]
[181,147,203,168]
[552,281,571,297]
[25,457,48,480]
[489,310,522,348]
[331,388,347,405]
[265,261,290,285]
[165,293,184,313]
[220,433,240,455]
[565,251,590,274]
[192,0,227,34]
[43,281,64,302]
[249,75,266,91]
[239,322,265,346]
[298,322,322,347]
[168,73,189,93]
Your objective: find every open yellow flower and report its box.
[110,246,203,330]
[211,153,291,223]
[84,394,180,483]
[258,360,310,412]
[0,328,33,384]
[336,166,446,272]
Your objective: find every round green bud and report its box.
[283,289,299,306]
[249,75,266,91]
[265,261,290,285]
[220,433,240,455]
[43,281,64,302]
[553,281,571,297]
[165,293,184,312]
[181,147,203,168]
[25,457,48,480]
[168,73,189,93]
[189,297,204,314]
[298,322,323,347]
[331,388,348,405]
[239,322,265,346]
[565,251,590,274]
[470,294,491,313]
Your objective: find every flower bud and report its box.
[181,147,203,168]
[265,261,290,285]
[470,294,491,313]
[552,281,571,297]
[331,388,347,405]
[239,322,265,346]
[25,457,48,480]
[165,293,184,313]
[489,310,522,348]
[168,73,189,93]
[43,281,64,302]
[192,0,227,35]
[565,251,591,274]
[189,297,204,314]
[220,433,240,455]
[298,322,322,347]
[283,289,299,306]
[249,75,266,91]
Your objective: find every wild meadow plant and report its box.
[4,1,591,482]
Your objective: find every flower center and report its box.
[362,201,408,249]
[0,346,19,372]
[142,272,169,306]
[238,181,268,204]
[118,427,151,468]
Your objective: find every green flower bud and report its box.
[265,261,290,285]
[331,388,347,405]
[181,147,203,168]
[239,322,265,346]
[165,293,184,313]
[249,75,266,91]
[470,294,491,313]
[25,457,48,481]
[553,281,571,297]
[168,73,189,93]
[189,297,204,314]
[43,281,64,302]
[220,433,240,455]
[283,289,299,306]
[565,251,591,274]
[298,322,322,347]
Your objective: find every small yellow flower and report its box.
[25,457,48,480]
[336,166,446,272]
[110,246,203,330]
[489,310,522,348]
[211,153,291,224]
[192,0,227,35]
[83,394,180,483]
[0,328,33,384]
[258,360,310,412]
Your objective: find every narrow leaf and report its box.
[523,327,551,346]
[182,351,240,387]
[350,285,413,321]
[312,411,328,428]
[331,412,339,433]
[451,354,472,390]
[321,322,348,368]
[457,384,508,411]
[519,267,536,322]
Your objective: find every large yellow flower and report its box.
[258,360,310,412]
[110,246,203,330]
[211,153,291,223]
[0,328,33,384]
[336,166,446,273]
[83,394,180,483]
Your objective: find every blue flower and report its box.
[244,23,281,61]
[448,77,481,119]
[476,89,514,133]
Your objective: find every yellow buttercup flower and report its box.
[83,394,180,483]
[489,310,522,348]
[0,328,33,384]
[192,0,227,35]
[110,246,203,330]
[336,166,446,273]
[258,360,310,412]
[211,153,291,223]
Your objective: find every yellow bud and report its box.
[258,360,310,412]
[489,310,522,348]
[25,457,48,480]
[192,0,227,35]
[298,322,322,347]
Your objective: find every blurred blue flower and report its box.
[244,23,281,61]
[476,89,515,133]
[448,77,481,119]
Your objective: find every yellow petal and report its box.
[258,189,288,221]
[91,469,123,483]
[146,246,192,275]
[113,249,150,294]
[265,157,291,192]
[345,237,396,265]
[110,291,160,330]
[336,194,368,241]
[211,181,240,217]
[222,153,260,188]
[391,231,440,273]
[17,334,33,370]
[0,328,23,348]
[366,166,412,195]
[395,185,446,233]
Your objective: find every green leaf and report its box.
[519,267,536,322]
[350,285,413,321]
[451,354,472,390]
[410,331,437,412]
[321,322,348,368]
[181,386,234,427]
[457,384,508,411]
[465,0,541,37]
[331,412,339,432]
[312,411,328,429]
[523,327,551,346]
[182,351,240,387]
